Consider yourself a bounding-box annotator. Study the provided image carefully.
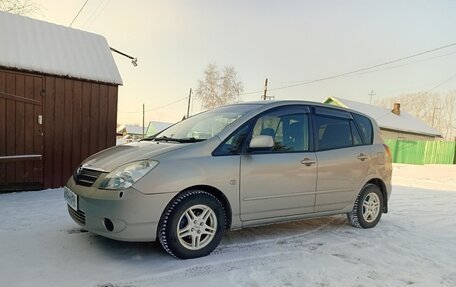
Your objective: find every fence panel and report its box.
[384,139,456,165]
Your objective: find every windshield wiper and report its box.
[152,136,183,143]
[177,137,206,143]
[151,136,206,143]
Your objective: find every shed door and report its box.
[0,70,44,191]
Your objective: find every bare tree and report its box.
[0,0,40,15]
[443,91,456,140]
[195,63,243,110]
[375,91,456,140]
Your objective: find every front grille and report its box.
[68,205,86,225]
[74,168,103,186]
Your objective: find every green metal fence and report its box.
[384,139,456,165]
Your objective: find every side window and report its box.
[213,125,250,156]
[315,115,357,150]
[251,112,310,152]
[352,113,373,144]
[350,121,363,146]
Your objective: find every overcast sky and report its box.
[34,0,456,125]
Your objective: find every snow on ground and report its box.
[1,164,455,287]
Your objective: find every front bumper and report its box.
[65,177,177,242]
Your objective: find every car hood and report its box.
[81,141,188,172]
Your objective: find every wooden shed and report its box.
[0,12,123,191]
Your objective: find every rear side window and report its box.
[352,114,373,144]
[314,115,363,151]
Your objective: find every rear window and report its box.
[352,114,373,144]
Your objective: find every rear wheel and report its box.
[347,184,383,229]
[158,190,225,259]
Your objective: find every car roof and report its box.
[227,100,372,119]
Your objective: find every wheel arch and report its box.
[161,185,233,230]
[365,178,388,213]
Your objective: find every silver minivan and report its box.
[64,101,392,259]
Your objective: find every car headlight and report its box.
[100,160,158,190]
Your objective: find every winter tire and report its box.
[158,190,226,259]
[347,183,383,229]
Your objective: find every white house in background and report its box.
[116,124,145,140]
[146,121,173,137]
[324,97,442,141]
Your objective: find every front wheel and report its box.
[347,184,383,229]
[158,190,226,259]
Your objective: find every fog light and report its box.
[104,218,114,232]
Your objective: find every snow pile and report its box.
[0,164,455,287]
[393,164,456,191]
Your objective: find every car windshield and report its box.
[147,104,262,142]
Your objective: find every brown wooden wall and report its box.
[0,68,118,191]
[43,75,118,189]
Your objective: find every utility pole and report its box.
[263,78,268,101]
[187,88,192,118]
[368,90,376,104]
[142,103,145,139]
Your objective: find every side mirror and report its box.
[249,135,274,149]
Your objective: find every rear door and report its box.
[0,70,44,191]
[240,106,317,221]
[312,107,371,212]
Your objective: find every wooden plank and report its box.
[0,71,5,184]
[33,76,44,185]
[80,82,91,162]
[53,77,65,187]
[98,84,108,149]
[0,91,41,105]
[24,75,34,183]
[15,74,26,183]
[89,83,100,155]
[5,72,16,184]
[72,80,83,173]
[62,79,74,185]
[0,155,42,162]
[43,76,55,188]
[106,85,118,147]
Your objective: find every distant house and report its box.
[117,124,145,140]
[146,121,173,137]
[324,97,441,141]
[116,121,172,142]
[0,12,122,191]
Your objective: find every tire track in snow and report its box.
[97,217,348,287]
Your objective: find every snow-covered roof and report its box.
[0,11,122,85]
[146,121,173,135]
[324,97,441,137]
[117,124,144,135]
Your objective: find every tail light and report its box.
[383,144,392,159]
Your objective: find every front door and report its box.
[0,70,44,191]
[240,106,317,221]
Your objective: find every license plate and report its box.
[64,187,78,211]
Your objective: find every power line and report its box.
[69,0,89,27]
[277,49,456,83]
[146,97,188,112]
[374,72,456,122]
[239,41,456,96]
[83,0,111,28]
[118,96,188,114]
[269,42,456,92]
[421,72,456,96]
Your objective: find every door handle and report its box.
[301,158,316,166]
[357,153,369,161]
